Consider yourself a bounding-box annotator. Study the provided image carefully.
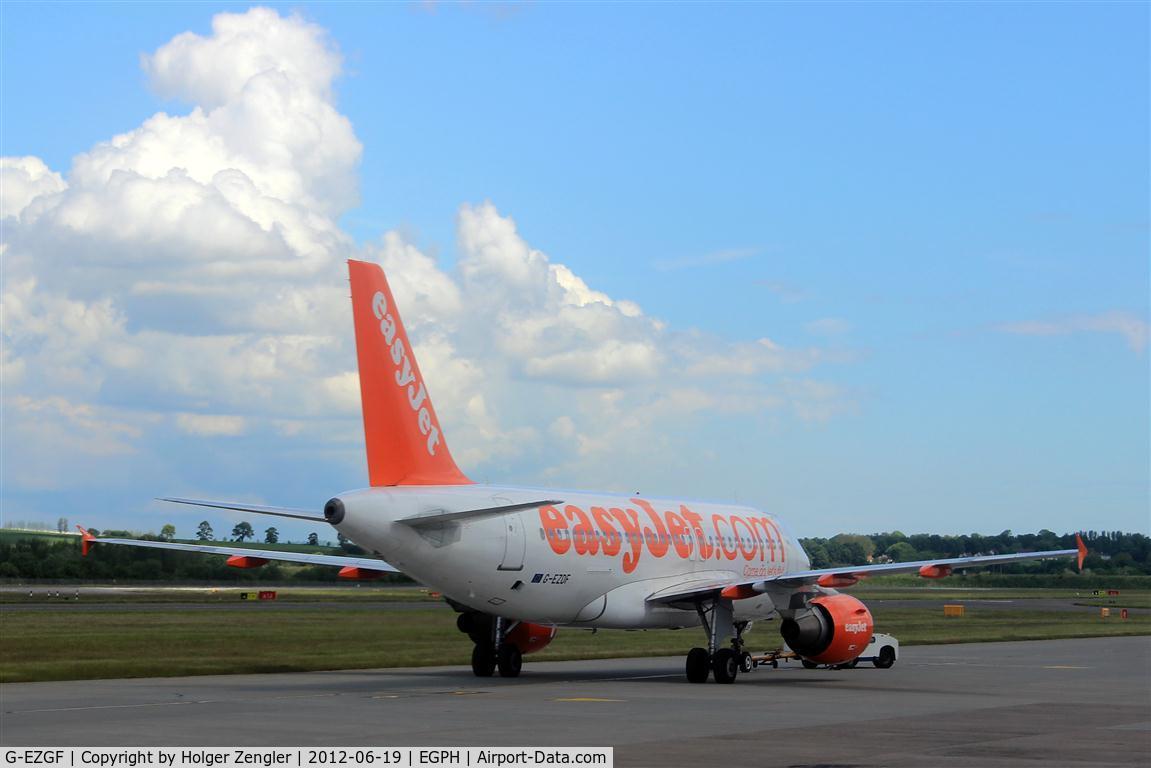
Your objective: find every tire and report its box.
[873,646,896,669]
[834,659,859,670]
[739,652,754,673]
[497,643,523,678]
[801,659,819,669]
[712,648,739,684]
[471,643,495,677]
[685,647,710,683]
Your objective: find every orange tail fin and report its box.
[347,259,472,487]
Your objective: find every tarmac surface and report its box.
[2,636,1149,767]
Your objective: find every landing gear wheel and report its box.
[801,659,819,669]
[471,643,495,677]
[497,644,522,678]
[685,647,710,683]
[712,648,739,684]
[739,651,754,673]
[874,646,896,669]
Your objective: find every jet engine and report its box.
[780,593,874,665]
[456,612,557,655]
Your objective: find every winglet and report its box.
[76,525,97,557]
[1076,533,1087,571]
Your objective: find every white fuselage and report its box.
[334,485,809,629]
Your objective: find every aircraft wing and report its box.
[647,537,1085,605]
[76,527,398,573]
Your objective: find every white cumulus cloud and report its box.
[1,157,67,219]
[1,7,852,502]
[2,8,362,491]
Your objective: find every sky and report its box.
[2,2,1147,544]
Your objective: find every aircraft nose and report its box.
[324,497,345,525]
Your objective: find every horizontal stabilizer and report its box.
[398,499,563,527]
[158,497,326,522]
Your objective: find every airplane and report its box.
[79,258,1088,684]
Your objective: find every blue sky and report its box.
[2,2,1147,543]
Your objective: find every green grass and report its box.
[858,573,1151,590]
[2,599,1147,683]
[11,585,1146,607]
[868,605,1150,645]
[853,586,1151,605]
[0,529,76,542]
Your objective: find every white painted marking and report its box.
[9,701,193,714]
[9,692,342,715]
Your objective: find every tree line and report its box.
[799,529,1150,574]
[0,527,1146,582]
[0,520,372,582]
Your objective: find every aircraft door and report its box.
[498,511,526,571]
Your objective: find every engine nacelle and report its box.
[780,593,874,665]
[506,622,558,655]
[456,612,557,655]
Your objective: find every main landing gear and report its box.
[685,597,753,684]
[458,612,522,678]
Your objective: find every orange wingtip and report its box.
[1076,533,1087,571]
[75,525,96,557]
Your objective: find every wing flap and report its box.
[646,578,735,604]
